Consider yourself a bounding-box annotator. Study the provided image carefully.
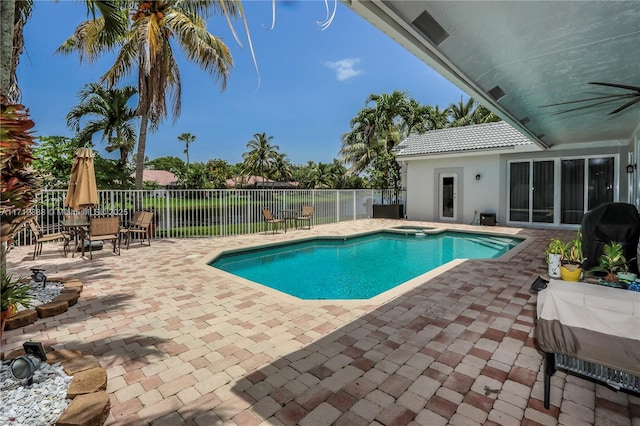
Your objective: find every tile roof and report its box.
[394,121,534,157]
[132,169,179,186]
[225,175,299,189]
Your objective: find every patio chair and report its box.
[296,206,314,230]
[262,208,285,234]
[83,216,121,259]
[28,219,70,260]
[121,211,154,249]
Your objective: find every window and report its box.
[561,159,584,224]
[508,156,616,226]
[509,162,529,222]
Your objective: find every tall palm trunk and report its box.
[135,112,149,189]
[0,0,14,98]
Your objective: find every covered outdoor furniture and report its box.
[581,202,640,274]
[83,216,121,259]
[535,280,640,409]
[28,219,70,260]
[261,208,285,234]
[121,211,154,249]
[296,206,314,230]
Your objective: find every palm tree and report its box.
[428,105,451,129]
[177,132,196,169]
[366,90,410,153]
[341,91,413,201]
[271,153,293,184]
[339,106,378,175]
[1,0,32,103]
[66,82,138,170]
[472,104,501,124]
[448,96,477,127]
[1,0,125,102]
[241,132,279,186]
[59,1,243,189]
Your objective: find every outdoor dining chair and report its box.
[261,208,285,234]
[296,206,314,230]
[28,219,70,260]
[83,216,121,259]
[120,211,154,249]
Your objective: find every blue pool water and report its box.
[210,231,521,300]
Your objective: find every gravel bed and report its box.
[0,361,72,425]
[1,280,70,425]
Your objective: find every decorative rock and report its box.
[47,349,83,364]
[2,347,26,360]
[4,309,38,330]
[36,300,69,318]
[62,280,84,292]
[62,287,82,295]
[54,291,80,307]
[66,367,108,399]
[62,355,101,375]
[56,391,110,426]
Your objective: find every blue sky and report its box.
[19,0,466,166]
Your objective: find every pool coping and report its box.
[195,224,534,307]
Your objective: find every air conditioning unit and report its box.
[480,213,496,226]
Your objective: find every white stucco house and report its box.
[395,121,634,228]
[346,1,640,229]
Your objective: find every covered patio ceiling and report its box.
[346,1,640,150]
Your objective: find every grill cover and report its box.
[581,202,640,274]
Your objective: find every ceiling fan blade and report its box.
[608,96,640,115]
[589,82,640,92]
[540,93,629,108]
[550,97,634,115]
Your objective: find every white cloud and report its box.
[325,58,363,81]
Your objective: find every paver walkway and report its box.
[3,220,638,425]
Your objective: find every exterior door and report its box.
[439,173,457,221]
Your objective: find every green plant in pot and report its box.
[560,231,585,282]
[1,266,32,337]
[545,238,565,278]
[589,241,628,285]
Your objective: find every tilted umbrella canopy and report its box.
[65,148,98,211]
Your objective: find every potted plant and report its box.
[589,241,628,286]
[616,253,637,282]
[1,266,32,337]
[560,231,585,281]
[545,238,565,278]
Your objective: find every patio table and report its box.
[61,219,89,257]
[279,209,299,232]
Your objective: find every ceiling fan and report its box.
[540,82,640,115]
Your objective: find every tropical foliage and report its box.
[340,91,501,201]
[0,98,40,244]
[340,90,415,202]
[147,155,186,175]
[174,159,229,189]
[177,132,196,168]
[32,135,133,189]
[66,82,138,172]
[58,0,243,189]
[1,265,32,312]
[589,241,630,282]
[241,132,280,185]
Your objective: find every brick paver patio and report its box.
[3,220,638,425]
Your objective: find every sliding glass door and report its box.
[508,156,616,226]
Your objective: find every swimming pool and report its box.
[210,231,522,300]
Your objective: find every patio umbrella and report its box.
[65,147,98,211]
